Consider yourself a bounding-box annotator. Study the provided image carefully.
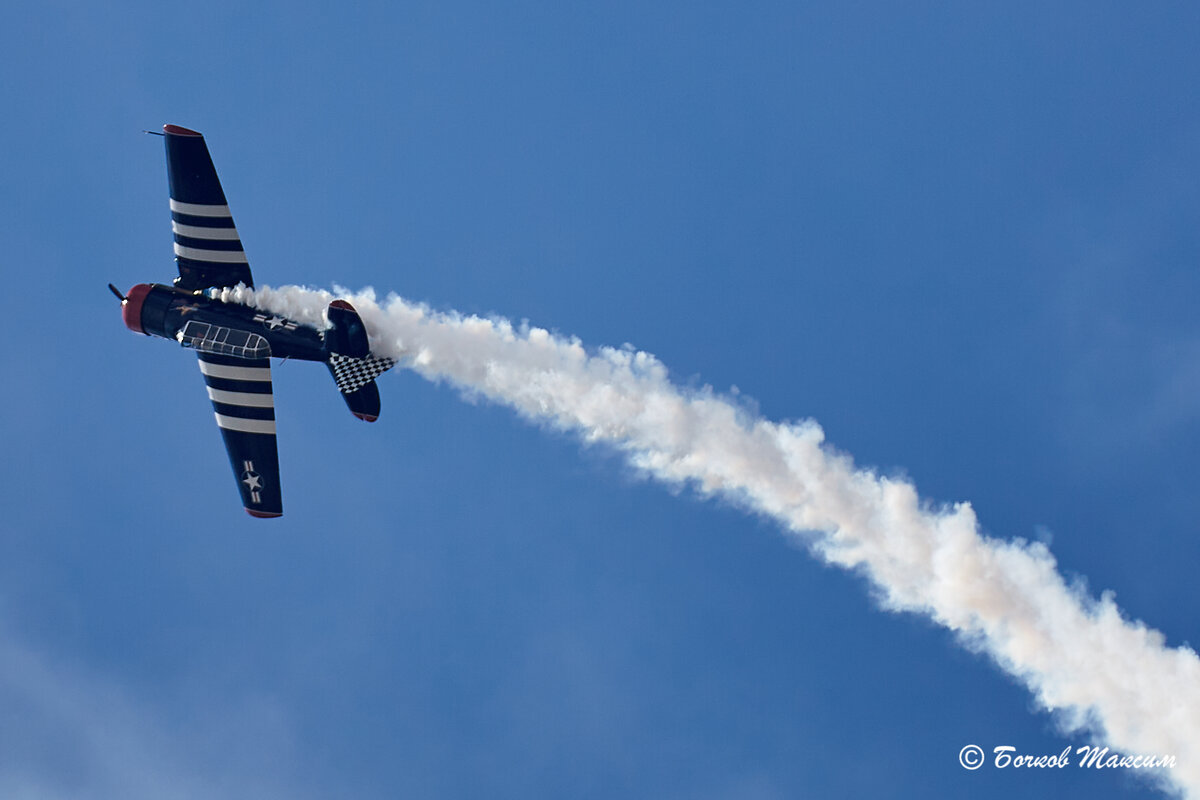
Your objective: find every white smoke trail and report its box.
[222,283,1197,797]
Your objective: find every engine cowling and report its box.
[119,283,177,338]
[120,283,153,334]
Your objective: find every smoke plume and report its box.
[220,283,1198,797]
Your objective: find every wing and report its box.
[197,352,283,517]
[163,124,255,292]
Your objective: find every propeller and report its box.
[108,283,127,303]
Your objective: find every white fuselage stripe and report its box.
[214,413,276,435]
[173,221,242,240]
[198,361,272,382]
[170,199,231,217]
[174,243,249,263]
[206,387,275,408]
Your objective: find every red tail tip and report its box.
[353,412,378,423]
[163,124,202,136]
[245,509,283,518]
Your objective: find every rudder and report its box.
[326,299,370,357]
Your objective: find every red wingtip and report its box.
[245,509,283,518]
[329,299,355,311]
[163,124,202,136]
[353,412,378,423]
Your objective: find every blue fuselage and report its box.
[122,282,326,362]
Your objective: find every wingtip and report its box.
[163,124,203,137]
[353,412,379,423]
[245,508,283,519]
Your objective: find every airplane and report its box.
[111,123,396,518]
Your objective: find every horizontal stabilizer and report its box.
[328,353,396,393]
[323,299,395,422]
[337,378,382,422]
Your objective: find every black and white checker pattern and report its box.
[328,353,396,394]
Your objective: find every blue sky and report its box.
[3,1,1199,797]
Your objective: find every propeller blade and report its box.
[108,283,127,303]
